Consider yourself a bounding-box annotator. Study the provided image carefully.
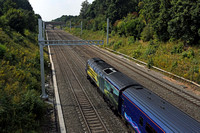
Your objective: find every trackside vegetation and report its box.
[54,0,200,84]
[0,0,49,132]
[66,27,200,84]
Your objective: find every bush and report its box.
[128,36,135,45]
[108,41,115,47]
[171,61,178,71]
[132,49,141,58]
[4,8,26,34]
[113,40,123,50]
[141,24,154,42]
[182,49,195,58]
[171,42,184,54]
[147,58,154,69]
[117,20,126,36]
[111,30,115,37]
[145,41,158,57]
[0,90,46,132]
[0,44,6,58]
[124,16,145,38]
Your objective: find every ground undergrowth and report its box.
[0,28,50,132]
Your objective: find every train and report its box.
[86,57,200,133]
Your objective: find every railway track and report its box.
[58,30,200,118]
[46,28,200,130]
[52,29,200,120]
[86,45,200,107]
[47,29,109,133]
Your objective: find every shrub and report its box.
[108,41,115,47]
[171,61,178,71]
[171,42,184,54]
[182,49,195,58]
[4,8,26,34]
[111,30,115,37]
[0,90,46,132]
[141,24,154,42]
[113,40,122,50]
[128,36,135,45]
[0,44,6,58]
[132,49,141,58]
[145,42,158,57]
[117,20,126,36]
[147,58,154,69]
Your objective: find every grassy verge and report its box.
[65,27,200,84]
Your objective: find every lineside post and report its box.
[107,18,109,45]
[38,19,48,99]
[43,21,45,38]
[70,21,71,31]
[81,21,82,36]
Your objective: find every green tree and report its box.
[13,0,33,11]
[2,0,16,14]
[80,0,90,19]
[4,8,26,34]
[107,0,139,24]
[168,0,200,44]
[24,11,38,32]
[140,0,160,24]
[153,0,171,41]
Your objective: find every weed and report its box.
[108,41,115,47]
[128,36,135,45]
[113,40,123,50]
[132,45,142,58]
[147,57,154,69]
[132,49,141,58]
[182,49,194,58]
[171,42,184,54]
[145,44,158,57]
[171,61,178,71]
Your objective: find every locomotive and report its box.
[86,58,200,133]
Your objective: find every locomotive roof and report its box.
[105,72,138,91]
[123,87,200,132]
[87,58,113,71]
[87,58,138,91]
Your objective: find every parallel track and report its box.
[52,28,200,112]
[57,31,200,108]
[86,45,200,107]
[47,29,109,133]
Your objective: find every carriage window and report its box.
[139,117,143,126]
[145,123,157,133]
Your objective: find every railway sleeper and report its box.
[81,105,93,108]
[86,117,99,121]
[84,112,96,116]
[92,129,105,133]
[88,120,100,124]
[86,115,98,118]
